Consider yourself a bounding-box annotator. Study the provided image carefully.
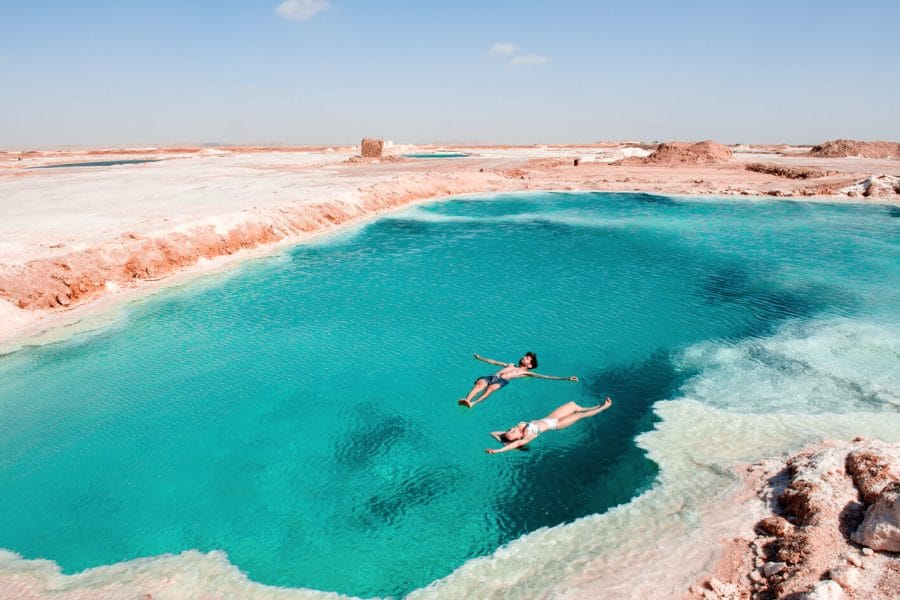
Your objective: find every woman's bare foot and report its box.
[579,396,612,413]
[458,398,473,408]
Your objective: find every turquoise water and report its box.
[29,159,162,169]
[0,193,897,598]
[401,152,469,158]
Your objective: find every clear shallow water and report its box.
[401,152,469,158]
[29,159,162,169]
[0,193,897,598]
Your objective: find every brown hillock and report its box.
[809,139,900,159]
[619,140,733,165]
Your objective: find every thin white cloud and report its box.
[276,0,331,22]
[489,42,519,56]
[510,53,551,66]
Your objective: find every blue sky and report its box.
[1,1,898,147]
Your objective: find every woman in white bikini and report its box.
[458,352,578,408]
[485,397,613,454]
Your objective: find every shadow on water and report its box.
[334,402,412,469]
[336,403,467,532]
[699,262,858,339]
[362,466,465,526]
[489,351,693,542]
[625,192,681,206]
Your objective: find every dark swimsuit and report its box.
[476,374,510,388]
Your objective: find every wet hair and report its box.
[524,351,538,369]
[499,429,531,451]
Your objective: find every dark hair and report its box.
[525,351,538,369]
[500,430,531,451]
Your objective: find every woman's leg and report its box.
[547,401,582,419]
[551,397,613,430]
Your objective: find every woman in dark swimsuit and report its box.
[458,352,578,408]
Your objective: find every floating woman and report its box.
[458,352,579,408]
[485,397,613,454]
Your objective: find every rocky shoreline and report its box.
[686,438,899,600]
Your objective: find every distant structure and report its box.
[361,138,384,158]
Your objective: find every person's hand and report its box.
[473,353,481,359]
[485,448,496,454]
[569,376,578,382]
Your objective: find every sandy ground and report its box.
[2,142,897,353]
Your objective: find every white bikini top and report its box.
[524,421,541,436]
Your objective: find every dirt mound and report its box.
[343,155,408,165]
[524,157,571,169]
[745,163,836,179]
[620,140,733,166]
[809,139,900,159]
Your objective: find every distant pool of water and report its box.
[29,158,162,169]
[0,192,897,598]
[402,152,469,158]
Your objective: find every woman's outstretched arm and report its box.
[485,435,536,454]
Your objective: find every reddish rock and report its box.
[758,516,793,537]
[846,448,898,504]
[776,530,811,565]
[779,477,818,525]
